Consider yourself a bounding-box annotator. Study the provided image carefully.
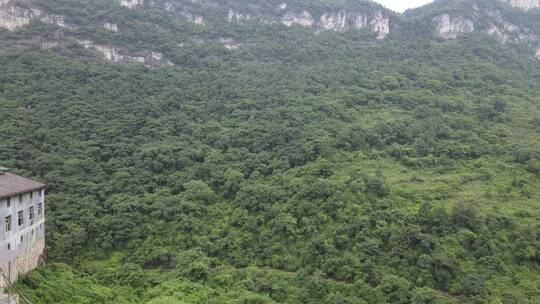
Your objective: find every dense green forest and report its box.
[1,0,540,303]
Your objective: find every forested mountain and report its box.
[1,0,540,303]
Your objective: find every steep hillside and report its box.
[1,0,539,61]
[1,0,540,303]
[408,0,540,49]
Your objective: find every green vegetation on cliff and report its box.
[1,0,539,303]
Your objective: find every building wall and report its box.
[0,189,45,249]
[0,189,45,296]
[0,294,18,304]
[0,237,45,290]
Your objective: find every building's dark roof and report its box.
[0,173,46,199]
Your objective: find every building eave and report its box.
[0,185,47,200]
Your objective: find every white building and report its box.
[0,168,46,303]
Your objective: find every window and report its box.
[4,216,11,232]
[7,243,10,250]
[6,197,10,207]
[18,194,22,202]
[20,235,23,243]
[18,210,24,226]
[29,206,34,224]
[30,191,33,200]
[38,203,43,217]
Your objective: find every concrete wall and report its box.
[0,189,45,249]
[0,237,45,290]
[0,294,18,304]
[0,189,45,303]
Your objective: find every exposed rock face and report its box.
[120,0,143,9]
[103,22,118,32]
[487,21,537,43]
[434,14,474,39]
[41,14,65,27]
[280,10,389,38]
[503,0,540,10]
[193,16,204,25]
[179,11,204,25]
[164,2,173,12]
[79,40,130,62]
[41,41,58,49]
[228,9,253,22]
[320,11,347,31]
[224,4,392,37]
[369,11,390,39]
[485,10,538,43]
[282,11,314,27]
[220,37,242,50]
[0,6,39,30]
[226,7,391,39]
[78,40,172,66]
[0,4,66,31]
[488,23,508,41]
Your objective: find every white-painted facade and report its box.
[0,173,46,304]
[0,189,45,251]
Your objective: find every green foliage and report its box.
[2,0,540,303]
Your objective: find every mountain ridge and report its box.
[1,0,540,63]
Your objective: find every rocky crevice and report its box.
[0,3,68,31]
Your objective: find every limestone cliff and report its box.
[2,0,539,65]
[0,3,66,31]
[227,7,391,39]
[486,9,538,43]
[78,40,172,66]
[434,14,474,39]
[503,0,540,10]
[120,0,144,9]
[103,22,118,32]
[427,3,538,47]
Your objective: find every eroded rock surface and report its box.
[78,40,172,66]
[434,14,474,39]
[503,0,540,10]
[226,8,390,39]
[0,4,66,31]
[120,0,143,9]
[103,22,118,32]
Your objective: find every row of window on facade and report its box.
[3,189,44,208]
[5,223,44,250]
[4,203,43,233]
